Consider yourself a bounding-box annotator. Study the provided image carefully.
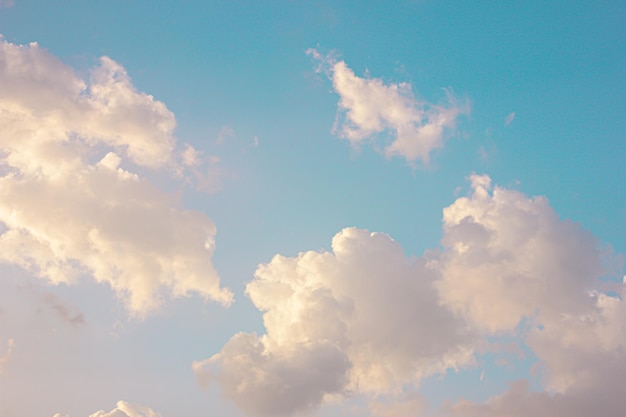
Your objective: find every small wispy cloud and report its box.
[215,125,236,145]
[0,338,15,373]
[308,49,469,164]
[505,112,515,126]
[0,38,233,316]
[40,293,86,326]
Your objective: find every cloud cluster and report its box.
[53,400,161,417]
[196,227,476,416]
[308,49,468,163]
[202,174,623,416]
[434,176,626,417]
[0,38,232,315]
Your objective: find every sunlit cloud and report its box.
[202,174,623,416]
[197,226,477,415]
[308,49,469,164]
[0,38,233,316]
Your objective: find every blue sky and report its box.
[0,1,624,417]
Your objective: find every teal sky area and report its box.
[0,2,624,417]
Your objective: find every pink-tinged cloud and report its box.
[308,49,469,164]
[202,174,623,417]
[0,38,233,316]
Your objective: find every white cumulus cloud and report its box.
[201,174,623,417]
[308,49,469,163]
[434,173,603,333]
[0,38,233,316]
[196,228,476,416]
[434,177,626,417]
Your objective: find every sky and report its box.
[0,1,625,416]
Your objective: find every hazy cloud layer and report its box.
[308,49,468,163]
[203,175,622,416]
[0,38,232,315]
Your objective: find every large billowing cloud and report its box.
[195,227,476,416]
[434,174,603,333]
[434,176,626,416]
[53,400,161,417]
[201,174,623,416]
[308,49,468,163]
[0,38,233,315]
[0,337,14,373]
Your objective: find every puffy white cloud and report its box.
[88,401,162,417]
[0,38,233,315]
[308,49,468,163]
[197,228,476,416]
[203,174,623,416]
[434,174,602,333]
[435,177,626,417]
[53,400,161,417]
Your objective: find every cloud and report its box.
[434,177,626,417]
[444,358,626,417]
[202,174,623,416]
[0,38,233,316]
[434,174,603,333]
[53,400,162,417]
[0,0,13,8]
[505,111,515,125]
[308,49,469,163]
[0,337,14,373]
[197,228,476,416]
[39,292,86,326]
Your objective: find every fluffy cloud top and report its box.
[0,38,232,315]
[308,49,468,163]
[53,400,161,417]
[202,174,623,417]
[433,176,626,417]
